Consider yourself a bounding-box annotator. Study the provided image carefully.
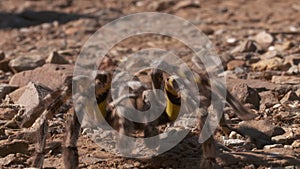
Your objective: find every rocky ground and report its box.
[0,0,299,168]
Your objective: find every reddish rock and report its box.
[9,64,73,90]
[230,83,261,109]
[259,91,279,111]
[0,140,29,157]
[226,59,245,70]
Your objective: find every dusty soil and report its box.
[0,0,299,169]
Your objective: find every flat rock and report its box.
[271,75,300,85]
[46,51,69,64]
[227,78,279,91]
[0,139,29,157]
[237,120,285,148]
[9,55,45,72]
[9,82,52,115]
[9,64,73,90]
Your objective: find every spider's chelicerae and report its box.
[4,58,256,169]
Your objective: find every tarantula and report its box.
[4,58,256,169]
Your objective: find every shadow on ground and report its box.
[0,10,94,29]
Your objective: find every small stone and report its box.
[280,91,299,104]
[237,120,285,148]
[201,26,214,35]
[271,76,300,85]
[254,31,274,49]
[226,59,245,70]
[46,51,69,64]
[284,145,293,149]
[231,40,257,53]
[263,144,283,149]
[291,140,300,148]
[9,55,45,72]
[0,84,18,101]
[133,161,141,167]
[260,50,279,60]
[172,0,200,11]
[226,38,238,45]
[0,154,16,166]
[229,131,237,139]
[251,57,285,71]
[244,164,256,169]
[259,91,279,111]
[286,65,299,74]
[0,51,5,60]
[222,137,245,147]
[231,83,261,110]
[275,41,294,52]
[283,54,300,67]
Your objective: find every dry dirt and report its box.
[0,0,299,169]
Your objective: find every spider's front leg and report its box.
[62,108,80,169]
[32,118,48,168]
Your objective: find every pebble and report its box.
[46,51,69,64]
[280,91,299,104]
[254,31,274,49]
[263,144,284,149]
[226,59,245,70]
[226,37,238,45]
[291,140,300,148]
[231,40,257,53]
[222,137,246,147]
[251,57,284,71]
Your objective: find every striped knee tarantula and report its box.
[9,58,256,169]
